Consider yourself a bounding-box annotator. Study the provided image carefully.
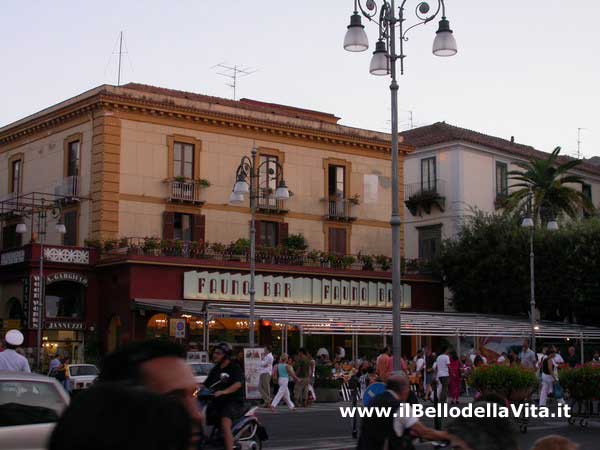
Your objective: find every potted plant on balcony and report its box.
[376,254,391,271]
[142,237,161,256]
[305,249,321,267]
[405,189,445,216]
[173,175,187,183]
[348,194,361,205]
[103,239,119,253]
[210,242,227,259]
[84,239,103,251]
[340,255,356,270]
[359,253,374,271]
[229,238,250,261]
[199,179,211,188]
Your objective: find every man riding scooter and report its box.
[202,343,245,450]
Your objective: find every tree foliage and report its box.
[506,146,595,224]
[438,212,600,324]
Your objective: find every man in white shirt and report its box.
[258,346,274,406]
[435,347,450,403]
[519,339,537,369]
[0,330,31,373]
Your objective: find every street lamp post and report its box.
[229,145,290,347]
[16,198,66,372]
[521,188,559,352]
[343,0,457,369]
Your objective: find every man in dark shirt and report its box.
[565,346,578,368]
[204,343,244,450]
[357,373,451,450]
[294,348,310,407]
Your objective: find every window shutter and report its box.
[163,211,175,240]
[278,222,288,245]
[328,227,347,255]
[192,215,206,243]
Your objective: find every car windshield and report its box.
[69,365,99,376]
[0,380,67,425]
[189,363,213,376]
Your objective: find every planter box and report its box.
[315,387,340,403]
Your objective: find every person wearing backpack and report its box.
[270,353,299,411]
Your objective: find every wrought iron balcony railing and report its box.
[167,179,204,204]
[404,179,446,216]
[324,197,357,222]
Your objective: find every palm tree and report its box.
[506,146,595,225]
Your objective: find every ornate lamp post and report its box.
[16,199,66,371]
[229,145,289,346]
[343,0,457,370]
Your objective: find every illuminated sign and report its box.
[183,271,411,308]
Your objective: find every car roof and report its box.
[0,372,59,382]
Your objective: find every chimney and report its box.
[510,136,515,144]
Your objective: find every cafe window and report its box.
[45,281,85,320]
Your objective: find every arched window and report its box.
[147,313,169,338]
[45,281,85,319]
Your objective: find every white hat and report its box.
[5,329,24,346]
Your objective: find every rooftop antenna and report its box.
[212,63,257,100]
[117,31,123,86]
[576,127,586,159]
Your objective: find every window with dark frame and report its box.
[62,210,78,246]
[260,221,279,247]
[582,183,592,217]
[418,225,442,262]
[496,161,508,197]
[173,142,194,179]
[67,140,81,177]
[11,159,22,194]
[173,213,193,241]
[2,224,22,250]
[328,165,345,198]
[420,157,436,192]
[328,227,347,255]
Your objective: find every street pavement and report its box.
[256,403,600,450]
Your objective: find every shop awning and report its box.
[133,299,600,339]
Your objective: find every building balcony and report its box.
[324,197,357,222]
[94,237,435,277]
[54,176,80,202]
[256,192,288,214]
[166,179,205,205]
[404,179,446,216]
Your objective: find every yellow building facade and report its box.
[1,83,410,256]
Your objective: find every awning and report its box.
[134,299,600,339]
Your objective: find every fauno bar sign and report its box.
[183,271,411,308]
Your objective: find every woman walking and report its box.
[539,349,557,407]
[271,353,299,411]
[448,351,461,404]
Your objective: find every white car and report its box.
[66,364,98,392]
[0,372,70,450]
[187,362,213,385]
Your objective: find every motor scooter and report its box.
[198,373,267,450]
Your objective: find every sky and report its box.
[1,1,599,158]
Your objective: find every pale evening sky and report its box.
[1,1,599,158]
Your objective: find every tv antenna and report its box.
[576,127,587,159]
[104,31,132,86]
[212,63,257,100]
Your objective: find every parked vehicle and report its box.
[0,372,70,450]
[66,364,98,392]
[187,362,214,385]
[197,373,267,450]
